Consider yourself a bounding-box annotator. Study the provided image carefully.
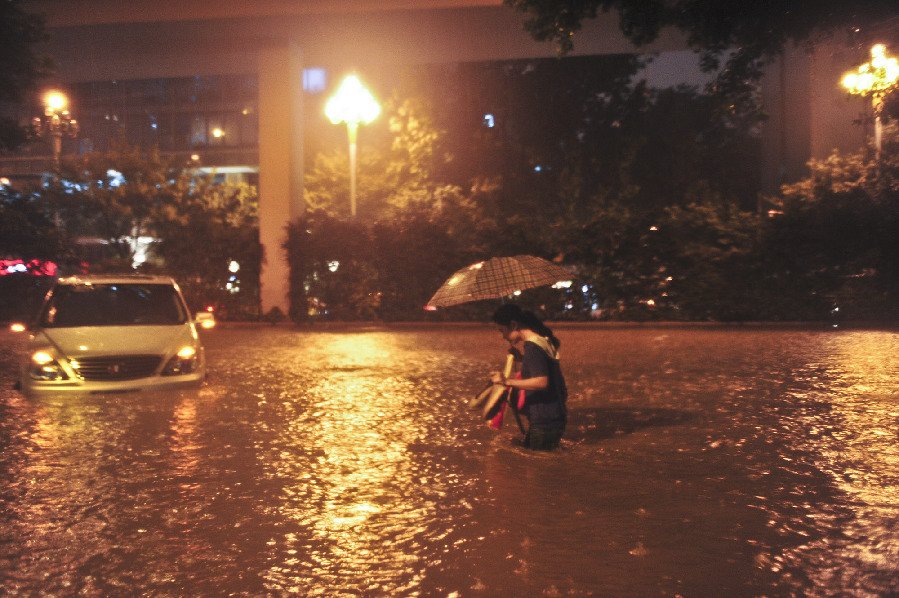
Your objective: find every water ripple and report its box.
[0,326,897,595]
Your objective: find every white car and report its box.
[17,274,211,395]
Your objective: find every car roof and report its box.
[55,274,178,286]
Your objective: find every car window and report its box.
[40,284,188,327]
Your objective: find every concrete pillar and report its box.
[257,43,304,316]
[807,41,868,161]
[760,47,812,195]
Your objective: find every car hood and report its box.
[35,325,196,357]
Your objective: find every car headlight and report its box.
[29,350,69,381]
[162,346,199,375]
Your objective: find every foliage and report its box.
[49,141,174,259]
[304,96,456,220]
[285,213,378,321]
[503,0,896,101]
[286,195,498,321]
[370,194,497,320]
[5,53,896,322]
[0,0,50,150]
[293,96,895,322]
[294,95,500,320]
[151,178,261,318]
[761,122,899,320]
[656,200,760,320]
[429,56,765,320]
[434,57,762,276]
[0,187,68,262]
[31,140,263,316]
[293,55,893,322]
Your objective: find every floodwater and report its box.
[1,324,897,596]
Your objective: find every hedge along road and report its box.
[0,323,897,596]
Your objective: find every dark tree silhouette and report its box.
[0,0,49,150]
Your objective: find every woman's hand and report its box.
[489,371,506,386]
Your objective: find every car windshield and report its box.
[39,283,188,327]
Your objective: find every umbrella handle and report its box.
[502,353,515,378]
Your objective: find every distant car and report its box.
[16,274,211,395]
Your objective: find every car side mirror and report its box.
[194,312,216,329]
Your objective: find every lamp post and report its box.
[32,90,79,168]
[841,43,899,162]
[325,74,380,218]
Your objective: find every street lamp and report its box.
[31,90,79,168]
[325,74,380,217]
[841,43,899,162]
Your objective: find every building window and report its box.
[303,68,327,93]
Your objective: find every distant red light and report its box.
[205,305,215,312]
[0,259,58,276]
[423,305,437,311]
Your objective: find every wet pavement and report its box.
[1,323,897,596]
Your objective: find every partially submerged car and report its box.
[16,275,211,395]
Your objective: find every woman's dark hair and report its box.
[491,303,560,349]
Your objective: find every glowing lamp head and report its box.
[325,75,380,126]
[44,90,68,112]
[841,43,899,96]
[841,72,860,93]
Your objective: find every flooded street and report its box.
[1,324,897,596]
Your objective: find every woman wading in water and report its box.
[490,304,568,450]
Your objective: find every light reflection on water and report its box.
[261,334,438,594]
[772,332,899,591]
[0,326,897,596]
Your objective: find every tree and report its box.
[36,140,262,315]
[304,96,463,219]
[298,59,776,321]
[432,55,763,297]
[296,96,499,320]
[48,140,175,266]
[0,187,67,262]
[563,199,662,319]
[762,122,899,319]
[285,212,380,320]
[503,0,896,98]
[151,177,261,318]
[0,0,49,150]
[656,200,760,320]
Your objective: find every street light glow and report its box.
[325,74,380,127]
[841,43,899,161]
[34,89,78,168]
[43,90,68,113]
[324,74,380,217]
[841,44,899,96]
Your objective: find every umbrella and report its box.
[426,255,573,308]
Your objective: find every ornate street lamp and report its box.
[325,74,380,218]
[32,90,79,168]
[841,43,899,162]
